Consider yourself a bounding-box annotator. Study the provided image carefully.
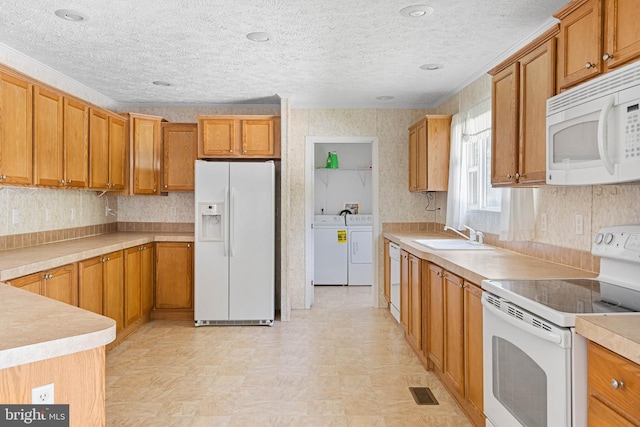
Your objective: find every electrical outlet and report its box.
[32,383,54,404]
[70,208,76,221]
[170,206,177,216]
[540,213,547,232]
[45,209,51,222]
[12,209,19,224]
[105,206,109,217]
[575,214,584,235]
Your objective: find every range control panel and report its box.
[593,225,640,261]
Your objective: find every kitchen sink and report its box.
[413,239,494,250]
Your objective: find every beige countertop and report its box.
[0,283,116,369]
[0,232,194,281]
[384,231,596,284]
[576,315,640,365]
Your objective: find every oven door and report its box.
[482,293,572,427]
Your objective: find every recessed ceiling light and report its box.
[400,5,434,18]
[420,64,442,71]
[376,96,394,100]
[54,9,89,22]
[246,32,271,42]
[152,81,172,87]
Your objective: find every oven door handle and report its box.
[482,298,563,345]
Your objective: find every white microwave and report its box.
[546,60,640,185]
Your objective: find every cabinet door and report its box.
[416,120,428,192]
[63,98,89,188]
[426,117,450,191]
[131,115,161,194]
[383,240,390,304]
[33,86,64,187]
[103,250,124,332]
[603,0,640,70]
[89,109,110,189]
[557,0,603,90]
[427,263,444,372]
[242,119,277,157]
[124,246,142,327]
[444,270,465,396]
[108,115,126,191]
[162,123,196,191]
[7,273,42,295]
[408,254,422,351]
[0,72,32,185]
[518,38,556,185]
[141,244,154,315]
[44,264,78,306]
[491,63,519,186]
[155,242,193,309]
[464,282,484,427]
[78,256,104,315]
[408,126,418,192]
[199,118,236,157]
[399,250,409,331]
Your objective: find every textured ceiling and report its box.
[0,0,566,108]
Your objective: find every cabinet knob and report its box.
[585,62,596,69]
[43,274,48,279]
[506,174,513,179]
[60,179,65,184]
[107,257,111,261]
[164,185,168,189]
[67,179,72,184]
[243,150,247,154]
[187,243,192,248]
[153,189,157,193]
[611,379,625,390]
[515,172,521,179]
[229,150,234,153]
[603,53,614,61]
[0,175,6,179]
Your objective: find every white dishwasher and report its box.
[388,242,400,323]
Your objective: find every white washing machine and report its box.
[346,215,373,286]
[313,215,348,285]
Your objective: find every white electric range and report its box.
[482,225,640,427]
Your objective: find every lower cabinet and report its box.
[154,242,194,312]
[424,261,485,427]
[7,264,78,306]
[124,244,154,327]
[78,251,124,333]
[587,341,640,426]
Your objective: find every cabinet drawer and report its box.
[588,395,636,427]
[588,342,640,422]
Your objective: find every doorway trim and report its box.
[304,136,380,309]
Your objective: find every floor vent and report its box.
[409,387,439,405]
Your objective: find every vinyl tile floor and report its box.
[106,286,472,426]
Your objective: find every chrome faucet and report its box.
[444,225,484,244]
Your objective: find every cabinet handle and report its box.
[153,189,157,193]
[603,53,614,61]
[611,379,625,390]
[506,174,513,179]
[515,172,521,180]
[187,243,192,248]
[585,62,596,69]
[229,150,233,153]
[243,150,247,154]
[43,274,48,280]
[67,179,72,184]
[0,175,6,179]
[60,179,65,184]
[164,185,168,189]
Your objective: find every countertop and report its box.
[384,231,596,284]
[576,315,640,365]
[0,283,116,369]
[0,232,194,281]
[0,231,194,370]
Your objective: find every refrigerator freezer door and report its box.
[228,162,275,321]
[194,161,231,321]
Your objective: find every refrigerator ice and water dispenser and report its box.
[198,202,223,241]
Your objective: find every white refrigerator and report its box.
[194,160,275,326]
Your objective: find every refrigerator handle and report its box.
[224,186,229,257]
[230,187,235,257]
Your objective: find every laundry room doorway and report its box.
[304,136,380,309]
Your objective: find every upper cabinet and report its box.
[555,0,640,91]
[197,115,281,159]
[0,71,32,185]
[128,113,163,195]
[408,115,451,192]
[162,123,197,192]
[33,89,89,189]
[89,108,126,191]
[489,26,558,187]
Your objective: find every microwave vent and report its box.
[548,60,640,115]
